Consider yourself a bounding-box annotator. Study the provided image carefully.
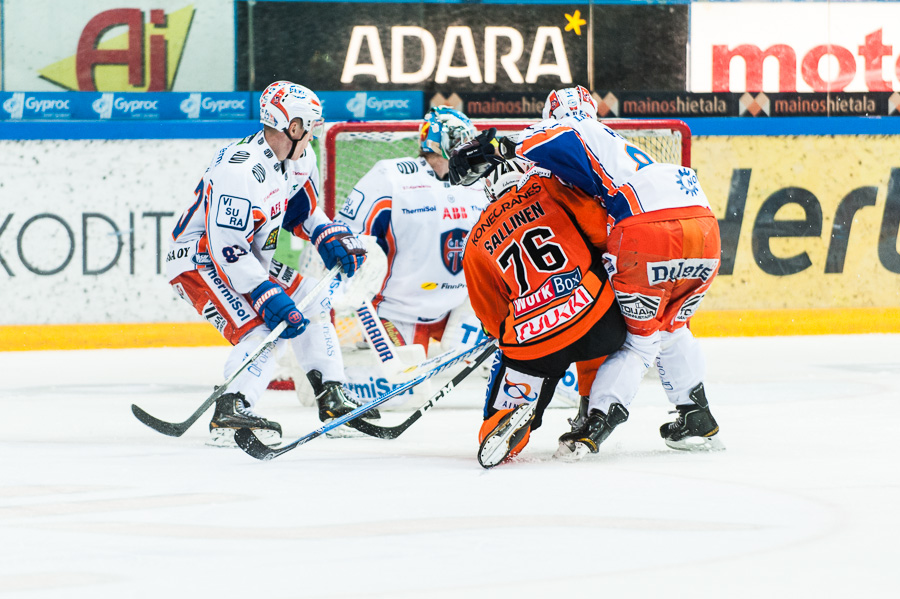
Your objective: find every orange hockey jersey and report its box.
[464,167,616,360]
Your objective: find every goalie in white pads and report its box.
[166,81,374,447]
[335,107,490,398]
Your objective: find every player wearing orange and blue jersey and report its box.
[514,87,723,458]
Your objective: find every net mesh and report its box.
[316,119,688,348]
[324,120,688,216]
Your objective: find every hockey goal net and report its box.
[320,118,691,218]
[272,119,691,391]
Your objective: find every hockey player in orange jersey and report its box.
[451,86,724,461]
[463,160,626,467]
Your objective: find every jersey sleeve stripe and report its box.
[363,198,392,235]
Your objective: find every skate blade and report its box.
[553,441,592,462]
[207,428,282,448]
[664,433,725,452]
[477,403,536,468]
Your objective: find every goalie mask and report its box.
[259,81,325,141]
[420,106,478,159]
[483,159,531,203]
[542,86,598,121]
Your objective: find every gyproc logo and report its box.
[3,93,25,119]
[180,93,202,118]
[347,92,368,118]
[92,93,114,119]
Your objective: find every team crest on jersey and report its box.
[440,228,467,274]
[262,228,279,250]
[614,291,661,321]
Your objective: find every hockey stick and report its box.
[349,340,497,439]
[352,298,412,377]
[233,338,498,460]
[131,265,342,437]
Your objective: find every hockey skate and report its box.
[307,370,380,438]
[554,402,629,462]
[659,383,724,451]
[208,392,282,448]
[477,402,536,469]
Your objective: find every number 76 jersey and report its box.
[463,167,618,361]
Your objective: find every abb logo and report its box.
[713,29,897,92]
[442,206,469,220]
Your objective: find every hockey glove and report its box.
[312,222,367,278]
[448,128,506,186]
[250,280,309,339]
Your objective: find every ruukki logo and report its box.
[692,4,900,93]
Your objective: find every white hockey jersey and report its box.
[518,116,710,225]
[166,130,330,294]
[337,156,487,322]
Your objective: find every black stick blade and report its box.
[132,404,189,437]
[349,412,423,440]
[234,428,279,460]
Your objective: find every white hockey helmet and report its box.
[483,159,531,203]
[259,80,325,139]
[542,86,598,121]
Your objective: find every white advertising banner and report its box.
[691,2,900,93]
[0,139,228,325]
[3,0,235,91]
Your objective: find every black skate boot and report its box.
[659,383,724,451]
[567,396,591,432]
[306,370,379,437]
[555,403,629,461]
[208,392,282,448]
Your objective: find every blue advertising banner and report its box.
[0,92,253,121]
[318,91,424,120]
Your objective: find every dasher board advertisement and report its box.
[236,2,687,93]
[691,2,900,93]
[3,0,235,91]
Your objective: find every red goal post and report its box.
[321,119,691,218]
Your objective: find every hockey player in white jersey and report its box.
[166,80,372,446]
[449,86,722,458]
[336,106,489,363]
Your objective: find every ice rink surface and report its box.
[1,334,898,598]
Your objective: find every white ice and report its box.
[1,334,898,598]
